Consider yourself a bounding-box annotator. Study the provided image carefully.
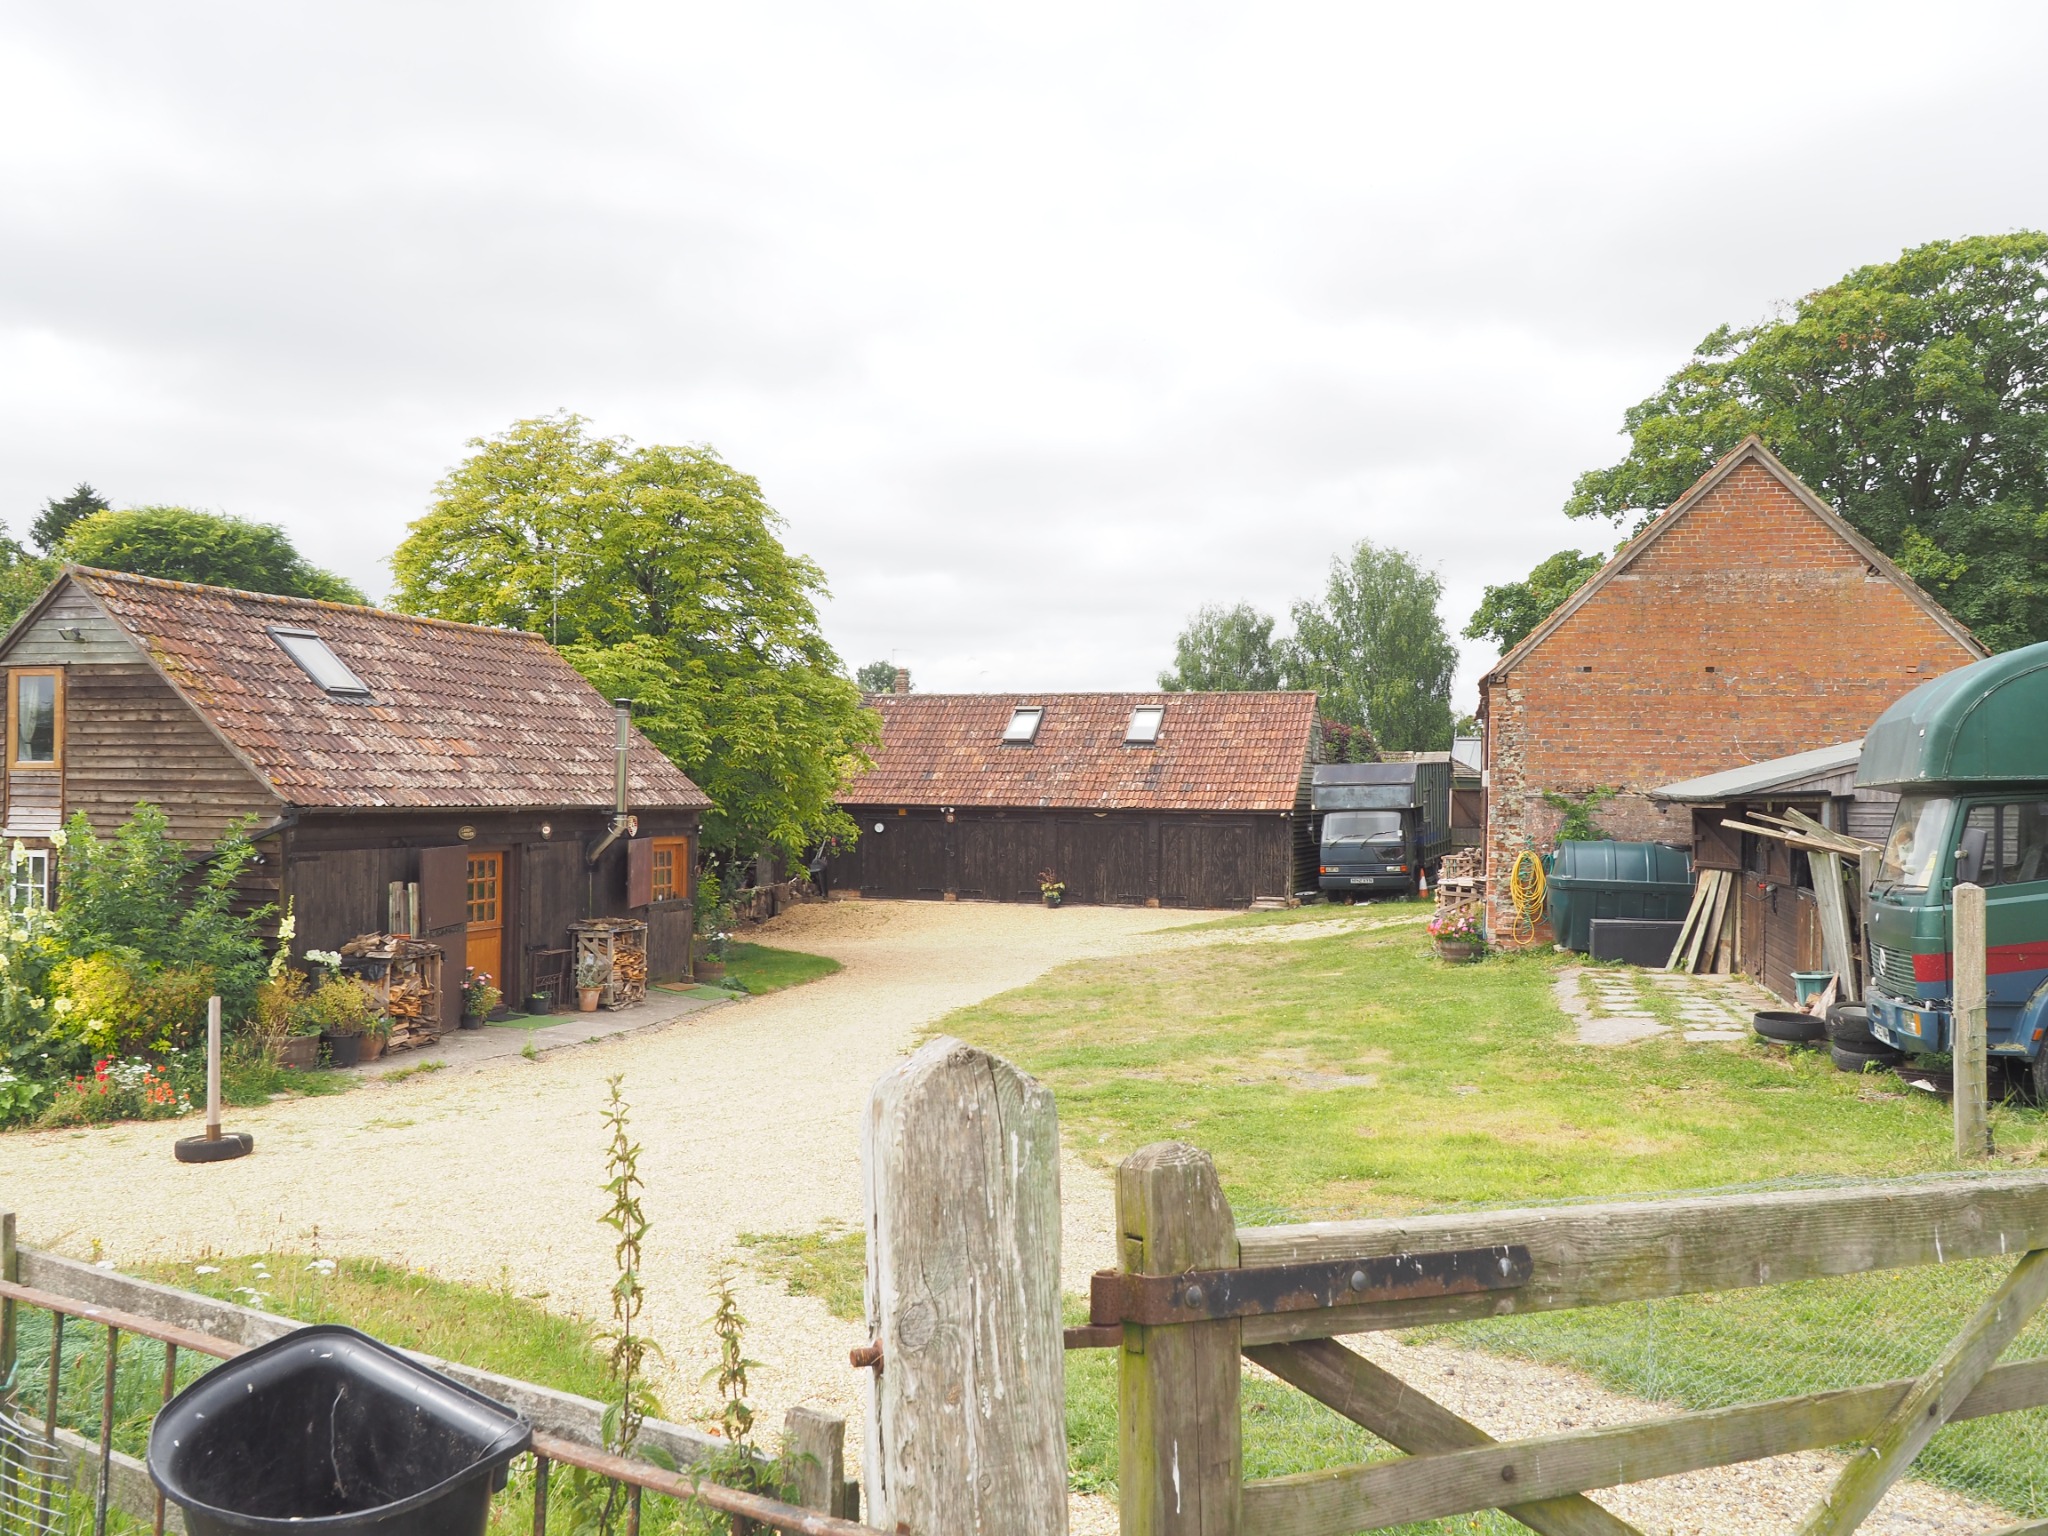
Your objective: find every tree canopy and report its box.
[60,507,366,604]
[1286,540,1457,752]
[32,483,109,553]
[1159,603,1284,691]
[1464,548,1607,653]
[390,413,877,869]
[1566,233,2048,651]
[856,660,905,693]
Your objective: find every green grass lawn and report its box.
[926,900,2048,1520]
[720,941,840,996]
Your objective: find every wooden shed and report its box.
[830,691,1318,908]
[0,567,711,1022]
[1650,740,1897,1001]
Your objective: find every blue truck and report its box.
[1313,757,1453,900]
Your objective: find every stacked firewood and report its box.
[612,945,649,987]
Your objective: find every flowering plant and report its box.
[38,1056,193,1126]
[1427,905,1486,945]
[463,968,501,1018]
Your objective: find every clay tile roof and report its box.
[69,567,710,811]
[842,692,1318,812]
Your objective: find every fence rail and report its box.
[1104,1147,2048,1536]
[0,1238,884,1536]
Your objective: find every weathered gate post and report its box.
[861,1036,1067,1534]
[1953,881,1993,1159]
[1117,1143,1241,1536]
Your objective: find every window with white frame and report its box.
[1002,706,1044,744]
[1125,705,1165,744]
[10,848,50,910]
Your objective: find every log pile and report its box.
[570,919,649,1010]
[337,932,445,1048]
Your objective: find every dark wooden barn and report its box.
[1651,740,1897,1001]
[0,567,710,1021]
[830,691,1318,908]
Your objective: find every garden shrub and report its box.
[299,975,380,1036]
[52,950,216,1057]
[34,1056,192,1128]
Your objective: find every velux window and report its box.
[268,627,371,698]
[1125,705,1164,745]
[1002,706,1044,744]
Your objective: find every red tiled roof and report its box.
[842,692,1318,812]
[69,567,710,811]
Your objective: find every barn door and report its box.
[418,844,470,1029]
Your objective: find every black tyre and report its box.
[1754,1009,1826,1045]
[2031,1048,2048,1108]
[1831,1043,1903,1074]
[1827,1015,1883,1052]
[173,1132,254,1163]
[1826,1002,1869,1030]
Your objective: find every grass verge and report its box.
[720,942,840,996]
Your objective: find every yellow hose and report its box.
[1505,848,1547,947]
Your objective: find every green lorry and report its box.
[1857,639,2048,1101]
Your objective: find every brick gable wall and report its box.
[1482,457,1980,934]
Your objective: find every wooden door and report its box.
[465,848,506,988]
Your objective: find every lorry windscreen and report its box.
[1877,794,1954,890]
[1323,811,1403,844]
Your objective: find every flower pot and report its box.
[525,993,551,1016]
[459,1012,484,1031]
[1433,940,1485,964]
[578,987,602,1013]
[694,960,726,981]
[359,1034,387,1063]
[324,1032,363,1068]
[277,1035,319,1071]
[1042,892,1062,908]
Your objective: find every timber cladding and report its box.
[1479,437,1985,936]
[833,807,1290,908]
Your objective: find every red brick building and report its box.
[1478,436,1984,935]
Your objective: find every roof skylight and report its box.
[269,626,371,698]
[1002,705,1044,744]
[1125,705,1165,744]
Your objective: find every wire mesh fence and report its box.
[0,1399,67,1536]
[1237,1168,2048,1525]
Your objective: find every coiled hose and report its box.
[1505,848,1547,947]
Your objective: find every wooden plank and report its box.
[1235,1175,2048,1342]
[1239,1351,2048,1536]
[1703,869,1734,974]
[1245,1338,1645,1536]
[1954,882,1993,1160]
[1681,871,1719,973]
[861,1037,1068,1535]
[1664,877,1709,970]
[1795,1247,2048,1534]
[783,1405,857,1520]
[0,1207,14,1386]
[1118,1142,1241,1536]
[53,1425,184,1535]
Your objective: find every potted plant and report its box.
[358,1012,391,1063]
[576,953,610,1012]
[1428,903,1487,963]
[461,969,501,1030]
[306,973,379,1067]
[257,970,321,1069]
[1039,869,1065,908]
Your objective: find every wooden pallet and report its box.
[570,919,649,1010]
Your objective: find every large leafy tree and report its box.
[1285,540,1457,752]
[856,660,905,693]
[60,507,365,603]
[1566,233,2048,651]
[391,414,877,869]
[32,482,109,552]
[1464,548,1607,653]
[1159,602,1284,691]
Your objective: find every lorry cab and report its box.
[1312,758,1453,899]
[1857,642,2048,1100]
[1319,809,1416,894]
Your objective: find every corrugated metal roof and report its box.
[1650,740,1864,803]
[67,567,711,811]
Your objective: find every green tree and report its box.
[1159,602,1283,691]
[856,660,904,693]
[32,482,109,553]
[60,507,366,603]
[1566,233,2048,650]
[1284,540,1457,752]
[391,414,877,870]
[0,540,57,634]
[1464,549,1607,653]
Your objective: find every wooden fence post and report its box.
[1,1207,15,1391]
[1118,1143,1241,1536]
[861,1036,1067,1535]
[1954,882,1993,1160]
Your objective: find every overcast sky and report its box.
[4,3,2046,710]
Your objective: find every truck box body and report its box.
[1856,641,2048,1094]
[1312,758,1452,897]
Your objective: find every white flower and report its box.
[94,1259,115,1270]
[48,827,66,849]
[305,1259,336,1274]
[195,1265,222,1275]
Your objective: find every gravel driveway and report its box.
[3,899,2020,1534]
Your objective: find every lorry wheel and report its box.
[2032,1048,2048,1107]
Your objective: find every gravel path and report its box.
[3,899,2020,1533]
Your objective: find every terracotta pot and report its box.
[277,1034,319,1070]
[1433,939,1485,964]
[579,987,602,1013]
[359,1034,386,1063]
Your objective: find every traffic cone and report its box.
[1417,866,1429,896]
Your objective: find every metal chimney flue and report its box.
[614,698,632,817]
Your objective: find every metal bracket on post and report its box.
[1090,1246,1532,1330]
